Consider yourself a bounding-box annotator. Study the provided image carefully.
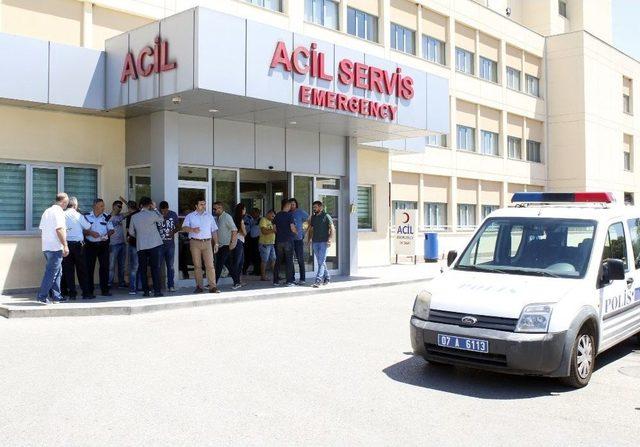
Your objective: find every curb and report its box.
[0,276,433,319]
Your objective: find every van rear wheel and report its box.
[561,329,595,388]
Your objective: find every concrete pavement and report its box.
[0,282,638,446]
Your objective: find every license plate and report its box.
[437,334,489,353]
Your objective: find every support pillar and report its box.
[82,1,93,49]
[346,137,358,276]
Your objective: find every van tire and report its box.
[561,328,595,388]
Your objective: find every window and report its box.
[558,0,567,18]
[247,0,282,12]
[457,125,475,151]
[602,222,627,269]
[423,35,445,65]
[392,201,417,224]
[357,186,373,230]
[347,7,378,42]
[305,0,339,29]
[212,169,238,214]
[481,205,498,219]
[623,94,631,114]
[481,130,499,156]
[506,67,521,91]
[479,57,498,83]
[526,74,540,97]
[455,48,474,75]
[426,134,447,147]
[457,204,476,228]
[0,163,26,231]
[625,193,635,206]
[628,219,640,268]
[457,218,597,279]
[390,23,415,55]
[527,140,542,163]
[508,136,522,159]
[32,168,58,228]
[0,162,97,232]
[624,150,632,171]
[425,203,447,228]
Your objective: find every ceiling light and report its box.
[208,109,218,113]
[172,96,182,105]
[289,121,297,125]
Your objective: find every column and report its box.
[416,5,423,59]
[418,174,424,228]
[82,1,93,49]
[0,0,3,33]
[346,137,358,276]
[475,103,481,153]
[476,180,482,226]
[498,38,506,88]
[474,30,480,76]
[339,0,348,33]
[450,95,457,151]
[150,111,180,274]
[449,176,457,232]
[522,116,528,161]
[500,110,508,159]
[520,50,526,93]
[380,0,391,50]
[500,181,508,208]
[446,15,455,71]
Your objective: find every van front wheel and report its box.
[561,330,595,388]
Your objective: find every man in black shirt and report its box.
[272,199,297,286]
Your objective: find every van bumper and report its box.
[410,316,569,377]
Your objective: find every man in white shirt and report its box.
[61,196,90,300]
[181,198,220,294]
[37,192,70,304]
[84,198,114,297]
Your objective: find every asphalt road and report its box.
[1,283,638,446]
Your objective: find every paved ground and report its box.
[1,282,638,446]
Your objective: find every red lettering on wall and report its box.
[270,41,292,71]
[291,46,311,74]
[120,37,177,83]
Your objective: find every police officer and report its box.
[61,197,91,299]
[84,198,114,297]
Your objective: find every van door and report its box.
[597,221,636,351]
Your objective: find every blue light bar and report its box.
[511,192,614,204]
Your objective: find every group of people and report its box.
[36,192,334,304]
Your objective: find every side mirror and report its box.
[601,258,625,283]
[447,250,458,267]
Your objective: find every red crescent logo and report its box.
[402,212,410,224]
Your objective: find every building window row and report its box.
[246,0,282,12]
[455,47,474,75]
[456,125,542,162]
[390,23,415,55]
[479,57,498,83]
[423,35,445,65]
[0,162,98,232]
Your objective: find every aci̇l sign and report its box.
[120,37,177,83]
[270,41,414,121]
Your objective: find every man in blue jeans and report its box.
[159,201,178,292]
[108,200,126,288]
[37,193,70,304]
[306,200,334,288]
[289,198,309,284]
[273,199,297,286]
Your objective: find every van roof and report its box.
[490,204,640,221]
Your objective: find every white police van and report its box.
[410,192,640,387]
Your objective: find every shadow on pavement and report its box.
[383,355,569,399]
[593,338,639,370]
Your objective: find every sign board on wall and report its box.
[394,209,417,256]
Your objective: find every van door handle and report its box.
[626,278,634,286]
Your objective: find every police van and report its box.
[410,192,640,387]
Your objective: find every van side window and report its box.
[626,218,640,269]
[602,222,628,269]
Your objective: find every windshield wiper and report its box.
[498,267,562,278]
[456,265,508,274]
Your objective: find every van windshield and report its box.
[455,218,597,278]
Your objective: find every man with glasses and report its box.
[181,198,220,294]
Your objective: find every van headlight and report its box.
[412,290,432,320]
[516,304,553,333]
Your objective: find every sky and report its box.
[612,0,640,60]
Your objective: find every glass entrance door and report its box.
[292,175,314,274]
[177,182,210,280]
[316,177,341,273]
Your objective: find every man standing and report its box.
[307,200,334,288]
[84,198,114,297]
[61,196,90,300]
[128,197,164,297]
[159,201,178,292]
[108,200,126,289]
[124,200,140,295]
[243,208,262,275]
[37,193,69,304]
[181,198,220,294]
[289,198,309,284]
[213,201,238,287]
[273,199,297,286]
[258,209,276,281]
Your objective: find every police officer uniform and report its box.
[61,207,90,299]
[84,211,114,296]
